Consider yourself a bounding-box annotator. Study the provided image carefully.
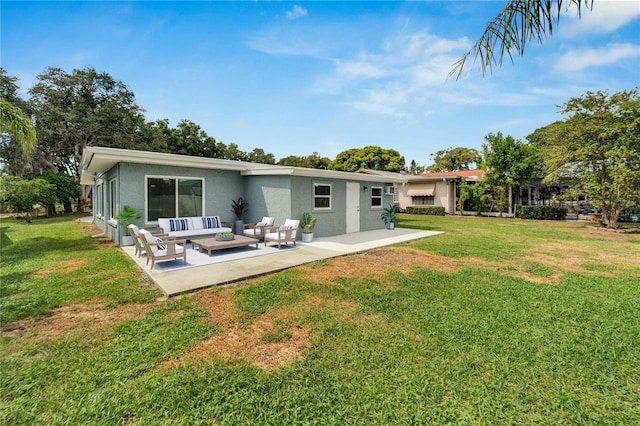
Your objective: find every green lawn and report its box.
[1,215,639,424]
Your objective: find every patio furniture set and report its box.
[127,217,300,269]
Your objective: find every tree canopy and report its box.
[329,146,405,172]
[482,132,538,213]
[533,88,640,228]
[28,67,163,178]
[277,152,331,169]
[427,147,481,172]
[0,175,56,222]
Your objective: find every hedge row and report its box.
[405,206,446,216]
[516,205,568,220]
[619,207,639,222]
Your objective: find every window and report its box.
[412,196,435,206]
[314,183,331,210]
[146,177,204,222]
[371,186,382,207]
[95,182,104,218]
[386,185,399,203]
[108,179,117,220]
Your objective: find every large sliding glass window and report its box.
[146,177,203,222]
[178,179,203,217]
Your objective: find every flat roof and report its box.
[80,147,408,185]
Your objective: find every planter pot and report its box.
[301,232,314,243]
[122,235,134,246]
[386,222,395,230]
[234,220,244,235]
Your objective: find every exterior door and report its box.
[346,182,360,233]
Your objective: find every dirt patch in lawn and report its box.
[300,247,462,285]
[163,290,311,370]
[3,300,155,338]
[32,259,89,278]
[300,239,638,287]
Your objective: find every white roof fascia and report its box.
[80,147,407,185]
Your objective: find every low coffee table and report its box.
[191,235,259,255]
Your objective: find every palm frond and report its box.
[449,0,593,80]
[0,99,37,158]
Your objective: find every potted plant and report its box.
[380,203,399,230]
[115,205,141,245]
[215,231,235,241]
[231,197,248,234]
[299,211,318,243]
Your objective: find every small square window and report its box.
[371,186,382,207]
[314,183,332,210]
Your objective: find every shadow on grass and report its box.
[0,272,32,297]
[0,235,102,266]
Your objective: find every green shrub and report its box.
[516,205,568,220]
[619,207,639,222]
[405,206,446,216]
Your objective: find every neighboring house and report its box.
[80,147,404,245]
[357,169,484,214]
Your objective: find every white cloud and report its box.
[287,5,308,20]
[335,58,389,79]
[562,0,640,35]
[553,43,640,71]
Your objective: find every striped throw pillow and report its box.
[169,218,189,232]
[202,216,221,229]
[155,237,167,250]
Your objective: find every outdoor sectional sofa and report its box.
[158,216,232,240]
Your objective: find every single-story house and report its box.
[356,169,484,214]
[80,147,405,245]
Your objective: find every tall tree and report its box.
[407,159,426,175]
[221,143,249,161]
[427,147,481,172]
[248,148,276,165]
[28,67,158,178]
[536,89,640,228]
[451,0,593,78]
[482,132,538,214]
[163,119,223,158]
[329,146,405,172]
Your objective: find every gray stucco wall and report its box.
[94,160,396,244]
[290,177,393,237]
[245,175,292,225]
[99,163,244,244]
[117,162,243,227]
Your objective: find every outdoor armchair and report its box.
[138,229,187,269]
[128,224,172,257]
[243,216,275,241]
[264,219,299,248]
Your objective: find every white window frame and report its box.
[371,186,383,208]
[95,181,104,219]
[313,182,332,211]
[145,175,205,224]
[108,179,117,221]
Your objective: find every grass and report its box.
[1,214,639,424]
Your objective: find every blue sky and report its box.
[2,1,639,167]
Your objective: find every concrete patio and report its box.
[121,228,443,296]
